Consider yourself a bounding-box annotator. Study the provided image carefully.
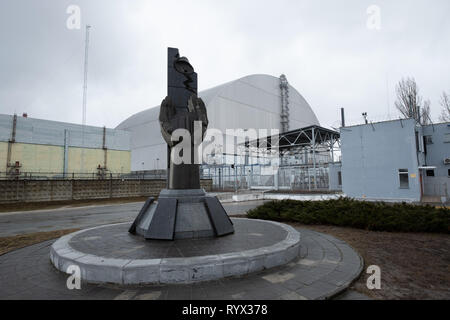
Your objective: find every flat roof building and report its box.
[340,118,450,203]
[0,113,131,178]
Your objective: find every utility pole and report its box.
[81,25,91,175]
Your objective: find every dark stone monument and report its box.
[49,48,303,287]
[162,47,206,189]
[129,48,234,240]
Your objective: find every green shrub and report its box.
[246,197,450,234]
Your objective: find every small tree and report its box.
[394,77,431,125]
[439,91,450,122]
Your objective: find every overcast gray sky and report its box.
[0,0,449,129]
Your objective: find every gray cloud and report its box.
[0,0,449,129]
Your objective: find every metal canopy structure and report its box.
[276,125,341,190]
[245,125,340,156]
[207,125,340,190]
[277,125,339,150]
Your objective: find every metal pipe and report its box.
[312,127,317,189]
[6,114,17,175]
[341,108,345,127]
[331,137,335,163]
[234,154,237,192]
[103,126,107,170]
[63,129,69,178]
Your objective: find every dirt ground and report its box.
[291,223,450,300]
[0,229,79,256]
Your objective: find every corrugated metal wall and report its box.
[0,114,130,149]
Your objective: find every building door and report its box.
[419,171,424,201]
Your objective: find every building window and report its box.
[338,171,342,186]
[398,169,409,189]
[448,169,450,177]
[426,169,435,177]
[423,136,428,154]
[444,133,450,143]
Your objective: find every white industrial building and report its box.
[117,74,321,172]
[340,119,450,203]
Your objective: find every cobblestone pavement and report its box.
[0,200,268,237]
[0,227,364,300]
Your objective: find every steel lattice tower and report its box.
[280,74,290,133]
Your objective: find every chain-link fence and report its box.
[201,164,332,191]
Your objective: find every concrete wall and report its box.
[67,148,130,174]
[422,123,450,198]
[0,179,213,203]
[0,142,8,172]
[1,142,131,175]
[340,119,421,202]
[106,149,133,174]
[67,147,103,173]
[7,142,64,172]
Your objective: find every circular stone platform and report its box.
[0,227,363,300]
[50,218,301,285]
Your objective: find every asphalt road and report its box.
[0,200,268,237]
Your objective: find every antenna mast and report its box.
[82,25,91,126]
[81,25,91,175]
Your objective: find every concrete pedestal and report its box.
[128,189,235,240]
[50,218,302,285]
